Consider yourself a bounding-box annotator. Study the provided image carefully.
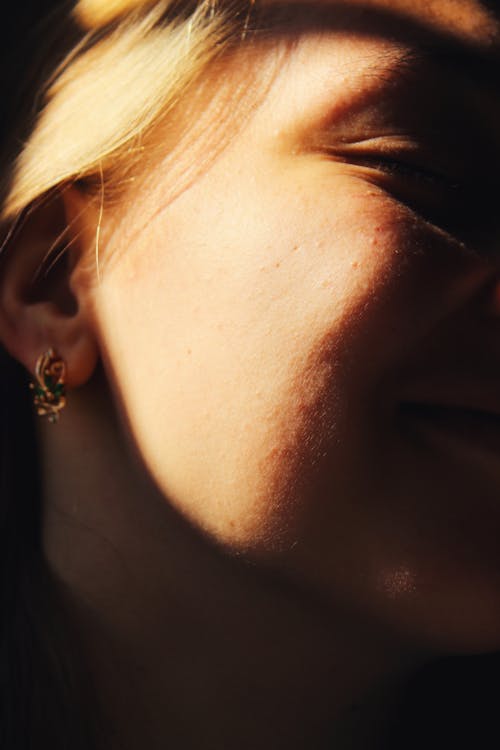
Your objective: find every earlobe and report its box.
[0,190,99,388]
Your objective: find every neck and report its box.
[39,368,426,750]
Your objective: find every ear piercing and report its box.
[29,348,67,423]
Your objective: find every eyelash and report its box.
[356,155,459,190]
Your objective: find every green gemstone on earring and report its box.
[30,348,67,422]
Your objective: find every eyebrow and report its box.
[254,1,500,93]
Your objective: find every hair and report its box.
[1,0,255,221]
[0,1,257,746]
[2,2,500,748]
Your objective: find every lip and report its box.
[399,401,500,461]
[398,375,500,419]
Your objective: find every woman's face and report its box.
[81,0,500,650]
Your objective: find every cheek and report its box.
[91,165,409,550]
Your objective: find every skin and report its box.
[2,0,500,747]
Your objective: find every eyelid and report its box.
[350,155,460,188]
[315,135,462,188]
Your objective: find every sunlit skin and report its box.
[2,0,500,748]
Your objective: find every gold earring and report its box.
[29,348,67,423]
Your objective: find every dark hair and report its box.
[0,345,103,748]
[0,5,102,746]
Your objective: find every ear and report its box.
[0,189,99,387]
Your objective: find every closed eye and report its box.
[332,146,468,234]
[350,154,461,190]
[312,131,463,193]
